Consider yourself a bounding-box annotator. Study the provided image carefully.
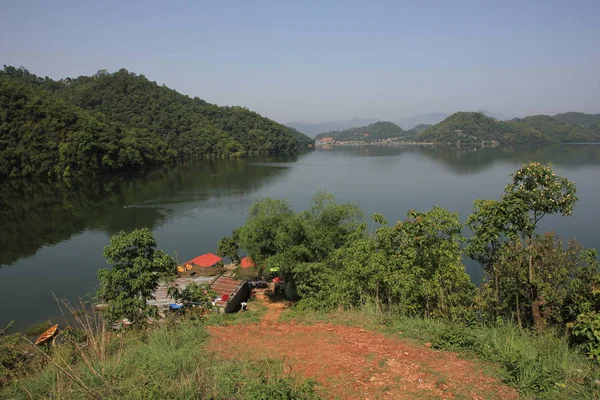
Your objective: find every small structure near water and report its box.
[148,274,248,314]
[177,253,223,274]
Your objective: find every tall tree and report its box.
[467,162,577,329]
[97,228,176,323]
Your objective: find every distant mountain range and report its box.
[417,112,600,145]
[311,111,600,146]
[287,111,514,137]
[285,118,379,137]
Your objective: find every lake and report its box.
[2,144,600,331]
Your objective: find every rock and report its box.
[403,352,409,356]
[424,342,432,348]
[327,328,334,332]
[359,329,365,333]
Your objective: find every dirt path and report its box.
[208,292,518,399]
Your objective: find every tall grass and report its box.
[2,301,318,399]
[283,306,600,399]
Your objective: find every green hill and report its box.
[553,112,600,127]
[516,115,600,143]
[407,123,431,134]
[315,121,410,142]
[417,112,551,145]
[0,66,313,179]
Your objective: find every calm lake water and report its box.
[2,144,600,331]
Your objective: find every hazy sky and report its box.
[2,0,599,123]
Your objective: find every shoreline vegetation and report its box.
[2,162,600,398]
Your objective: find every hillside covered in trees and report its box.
[314,121,413,142]
[417,112,600,145]
[553,112,600,127]
[0,66,313,179]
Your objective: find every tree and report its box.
[216,234,239,263]
[97,228,176,323]
[334,207,474,319]
[166,283,217,314]
[467,162,578,329]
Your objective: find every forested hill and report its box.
[417,112,600,145]
[0,66,313,179]
[315,121,412,142]
[553,112,600,127]
[515,115,600,143]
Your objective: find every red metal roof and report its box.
[186,253,222,267]
[240,256,255,268]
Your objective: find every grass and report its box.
[204,297,267,326]
[1,302,318,400]
[281,307,600,399]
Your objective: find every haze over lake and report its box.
[1,144,600,331]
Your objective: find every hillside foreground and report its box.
[208,291,518,399]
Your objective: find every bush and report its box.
[571,311,600,360]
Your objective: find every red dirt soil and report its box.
[208,292,518,399]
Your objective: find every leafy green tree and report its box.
[335,207,474,319]
[97,228,176,323]
[166,283,217,313]
[467,162,578,329]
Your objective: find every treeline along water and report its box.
[1,145,599,331]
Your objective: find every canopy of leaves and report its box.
[0,66,313,178]
[315,121,412,142]
[97,228,177,323]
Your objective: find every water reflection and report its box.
[317,144,600,173]
[0,157,297,267]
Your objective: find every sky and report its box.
[1,0,599,123]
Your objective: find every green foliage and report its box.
[167,283,217,313]
[467,162,583,330]
[505,162,578,230]
[383,316,599,398]
[216,234,240,262]
[237,192,364,299]
[97,228,177,323]
[236,192,474,318]
[2,319,319,399]
[315,121,411,142]
[571,311,600,360]
[25,321,52,336]
[0,66,313,179]
[333,207,475,319]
